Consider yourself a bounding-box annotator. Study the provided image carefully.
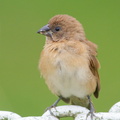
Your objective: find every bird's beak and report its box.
[37,24,53,37]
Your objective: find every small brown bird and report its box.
[37,14,100,119]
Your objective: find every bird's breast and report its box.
[39,43,96,98]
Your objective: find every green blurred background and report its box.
[0,0,120,119]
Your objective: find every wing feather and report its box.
[83,40,100,98]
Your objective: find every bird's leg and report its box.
[86,95,96,120]
[45,96,62,115]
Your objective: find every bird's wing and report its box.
[83,40,100,98]
[89,55,100,98]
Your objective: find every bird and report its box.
[37,14,100,119]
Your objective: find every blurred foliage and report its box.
[0,0,120,119]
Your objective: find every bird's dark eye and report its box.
[55,26,61,31]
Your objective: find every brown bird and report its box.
[37,14,100,119]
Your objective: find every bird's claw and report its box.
[86,111,99,120]
[45,105,57,116]
[45,97,61,115]
[86,111,95,120]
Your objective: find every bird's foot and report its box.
[45,104,57,116]
[86,111,100,120]
[86,95,99,120]
[86,109,96,120]
[45,97,61,115]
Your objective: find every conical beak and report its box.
[37,24,50,35]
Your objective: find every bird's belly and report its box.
[42,58,96,99]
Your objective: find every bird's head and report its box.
[37,15,86,42]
